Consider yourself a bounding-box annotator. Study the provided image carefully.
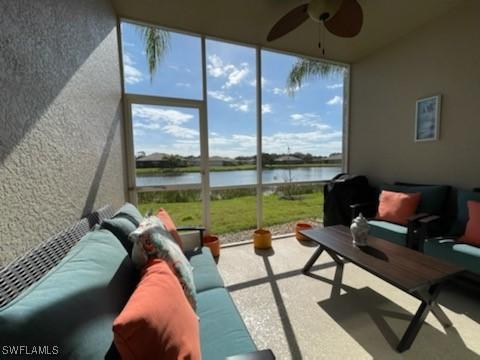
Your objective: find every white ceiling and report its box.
[112,0,466,63]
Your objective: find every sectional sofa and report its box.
[0,204,273,359]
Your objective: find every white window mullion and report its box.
[200,36,211,232]
[256,46,263,229]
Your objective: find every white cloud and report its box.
[208,90,252,112]
[327,83,343,89]
[229,100,250,112]
[132,105,198,140]
[262,130,342,155]
[225,64,249,88]
[207,54,226,77]
[162,124,199,139]
[262,104,272,114]
[290,113,330,130]
[208,90,234,103]
[207,54,249,88]
[208,128,342,157]
[123,53,143,85]
[175,82,191,88]
[272,87,287,95]
[326,95,343,105]
[133,106,193,125]
[133,122,161,130]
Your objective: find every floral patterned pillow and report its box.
[129,216,197,310]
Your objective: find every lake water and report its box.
[137,166,342,188]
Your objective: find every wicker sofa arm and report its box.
[225,349,275,359]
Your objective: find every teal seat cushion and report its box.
[368,220,407,246]
[197,288,256,360]
[382,184,449,215]
[186,247,224,293]
[0,229,137,359]
[424,238,479,275]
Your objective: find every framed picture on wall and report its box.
[415,95,441,142]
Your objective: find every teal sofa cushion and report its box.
[101,203,143,254]
[187,247,224,293]
[197,288,256,360]
[424,238,479,275]
[101,216,137,255]
[368,220,407,246]
[382,184,449,215]
[113,202,143,226]
[0,229,137,359]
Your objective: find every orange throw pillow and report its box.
[459,201,480,246]
[376,190,421,225]
[157,208,183,250]
[113,259,201,360]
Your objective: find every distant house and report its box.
[274,155,303,164]
[325,153,342,164]
[136,153,169,168]
[189,156,237,167]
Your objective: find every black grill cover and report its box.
[323,173,376,227]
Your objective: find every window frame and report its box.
[118,17,350,232]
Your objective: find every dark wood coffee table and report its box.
[301,225,464,352]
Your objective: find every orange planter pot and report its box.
[295,222,313,241]
[204,235,220,257]
[253,229,272,249]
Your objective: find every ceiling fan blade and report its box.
[267,3,310,42]
[324,0,363,37]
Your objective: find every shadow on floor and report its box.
[261,252,303,360]
[318,287,479,359]
[438,280,480,325]
[228,248,359,360]
[227,248,338,360]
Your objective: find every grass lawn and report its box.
[136,163,340,176]
[138,191,324,235]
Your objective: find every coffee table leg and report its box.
[302,245,324,273]
[397,284,445,352]
[325,249,344,266]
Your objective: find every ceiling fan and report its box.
[267,0,363,42]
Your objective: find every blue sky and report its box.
[121,21,345,158]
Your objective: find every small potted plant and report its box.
[295,222,313,241]
[203,234,220,257]
[253,229,272,249]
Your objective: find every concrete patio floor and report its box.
[216,236,480,360]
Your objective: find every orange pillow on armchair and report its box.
[459,201,480,247]
[376,190,421,225]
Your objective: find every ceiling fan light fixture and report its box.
[307,0,342,23]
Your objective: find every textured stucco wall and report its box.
[349,1,480,189]
[0,0,126,266]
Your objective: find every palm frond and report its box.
[287,58,343,95]
[136,25,170,81]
